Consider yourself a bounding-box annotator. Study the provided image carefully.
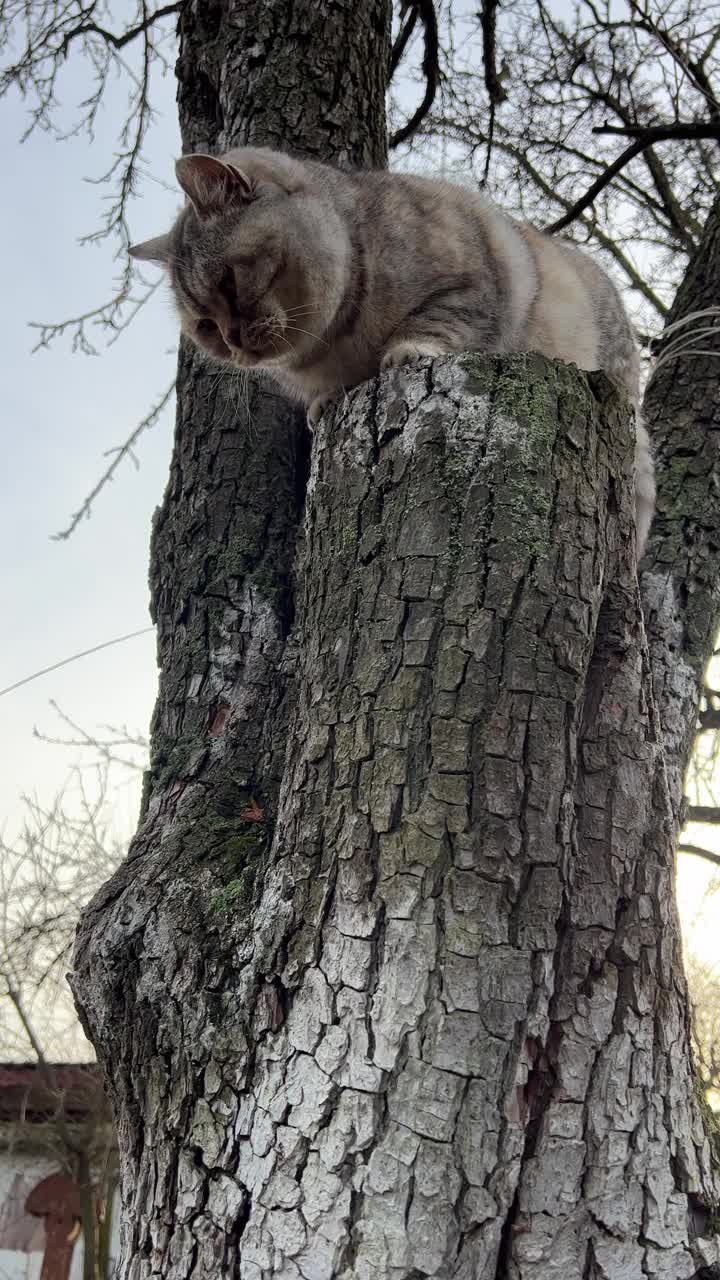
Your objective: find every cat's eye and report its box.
[196,318,217,335]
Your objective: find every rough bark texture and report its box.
[641,190,720,815]
[175,0,390,165]
[74,354,720,1278]
[149,0,391,839]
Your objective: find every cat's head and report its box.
[130,151,349,369]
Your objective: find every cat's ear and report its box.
[128,234,171,266]
[175,154,254,216]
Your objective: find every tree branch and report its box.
[479,0,508,106]
[53,380,175,540]
[700,709,720,732]
[686,806,720,824]
[478,0,508,183]
[579,86,706,248]
[389,2,418,80]
[626,0,720,120]
[678,843,720,866]
[389,0,440,148]
[60,2,181,55]
[547,122,720,233]
[593,122,720,142]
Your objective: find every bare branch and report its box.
[678,843,720,866]
[390,0,440,148]
[389,2,419,80]
[2,979,54,1069]
[686,805,720,824]
[29,275,163,356]
[478,0,508,183]
[33,701,149,773]
[0,0,178,375]
[626,0,720,119]
[59,3,181,55]
[479,0,508,107]
[426,111,669,316]
[593,121,720,142]
[53,380,175,540]
[547,122,720,233]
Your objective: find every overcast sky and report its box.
[1,10,718,984]
[1,38,182,841]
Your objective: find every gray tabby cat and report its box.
[131,148,655,553]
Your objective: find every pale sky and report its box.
[0,5,718,1057]
[1,42,180,841]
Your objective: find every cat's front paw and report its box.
[381,341,444,369]
[307,393,335,426]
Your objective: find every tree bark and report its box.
[641,190,720,816]
[145,0,391,846]
[73,353,720,1278]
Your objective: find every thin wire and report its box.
[0,628,155,700]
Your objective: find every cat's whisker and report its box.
[219,371,235,428]
[206,364,228,411]
[225,367,241,424]
[240,368,255,438]
[277,337,296,361]
[283,305,326,318]
[283,324,329,347]
[228,368,239,420]
[274,329,293,347]
[232,368,242,426]
[233,367,245,418]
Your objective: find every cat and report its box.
[130,147,655,554]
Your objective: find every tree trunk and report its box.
[641,189,720,814]
[73,352,720,1278]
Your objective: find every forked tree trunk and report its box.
[73,354,720,1279]
[71,2,720,1278]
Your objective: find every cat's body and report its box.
[131,146,655,552]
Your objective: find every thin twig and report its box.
[0,629,155,700]
[478,0,508,182]
[390,0,441,148]
[53,380,175,540]
[687,805,720,824]
[547,122,720,233]
[679,843,720,866]
[390,2,419,80]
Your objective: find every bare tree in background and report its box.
[0,770,124,1280]
[0,715,148,1278]
[395,0,720,324]
[3,1,720,1276]
[687,953,720,1098]
[0,0,179,344]
[0,1060,117,1280]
